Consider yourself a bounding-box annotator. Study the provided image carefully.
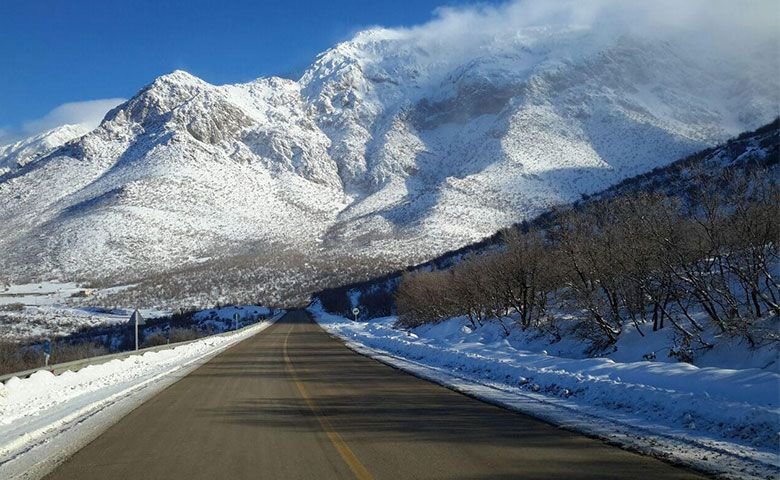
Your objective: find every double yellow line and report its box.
[283,325,374,480]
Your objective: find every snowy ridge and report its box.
[0,23,777,296]
[0,124,89,175]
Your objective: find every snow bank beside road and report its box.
[312,306,780,479]
[0,314,280,477]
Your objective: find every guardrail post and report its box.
[43,339,51,367]
[130,309,144,351]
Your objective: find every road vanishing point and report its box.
[45,311,705,480]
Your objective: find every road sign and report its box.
[352,307,360,321]
[129,309,145,326]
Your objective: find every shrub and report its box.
[141,333,169,348]
[318,289,352,316]
[0,341,40,375]
[359,287,395,318]
[0,340,110,376]
[395,169,780,354]
[169,328,203,343]
[0,303,25,312]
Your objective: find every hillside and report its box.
[316,118,780,316]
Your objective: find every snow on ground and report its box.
[0,312,281,479]
[0,282,84,307]
[0,306,169,342]
[0,282,168,342]
[0,281,143,308]
[0,281,276,343]
[311,305,780,479]
[609,320,780,373]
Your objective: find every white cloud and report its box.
[431,0,777,40]
[0,126,23,147]
[22,98,126,137]
[1,98,126,146]
[369,0,778,67]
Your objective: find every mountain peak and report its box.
[351,27,406,45]
[154,69,207,87]
[101,70,213,127]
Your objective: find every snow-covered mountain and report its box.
[0,25,777,292]
[0,124,89,175]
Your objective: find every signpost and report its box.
[233,312,240,331]
[43,339,51,367]
[352,307,360,322]
[130,309,145,351]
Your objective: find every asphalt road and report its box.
[45,311,705,480]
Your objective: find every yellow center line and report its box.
[283,324,375,480]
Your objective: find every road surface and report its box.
[45,311,704,479]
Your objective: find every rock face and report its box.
[0,26,778,286]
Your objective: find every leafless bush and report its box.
[396,269,460,327]
[168,328,203,343]
[0,341,40,375]
[395,170,780,354]
[318,289,352,316]
[359,287,395,318]
[142,333,169,348]
[0,303,25,312]
[52,342,110,363]
[0,341,110,376]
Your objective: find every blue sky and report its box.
[2,0,774,143]
[0,0,502,141]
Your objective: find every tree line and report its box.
[396,170,779,358]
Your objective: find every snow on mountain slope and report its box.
[0,11,778,297]
[0,72,349,281]
[310,29,779,262]
[0,124,89,175]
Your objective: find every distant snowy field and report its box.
[312,305,780,479]
[0,282,169,342]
